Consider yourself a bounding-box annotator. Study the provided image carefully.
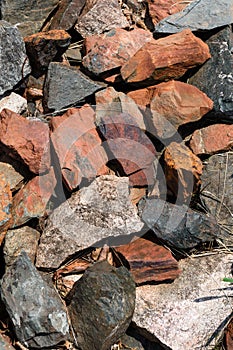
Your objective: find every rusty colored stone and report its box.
[115,237,180,284]
[0,109,50,174]
[148,0,188,25]
[0,174,12,243]
[127,86,157,111]
[121,29,211,84]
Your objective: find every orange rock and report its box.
[0,174,12,243]
[127,86,157,111]
[148,0,188,25]
[121,29,211,84]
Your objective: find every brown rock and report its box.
[121,29,211,83]
[50,105,109,190]
[115,237,180,284]
[148,0,188,25]
[0,174,12,244]
[83,28,152,75]
[11,167,56,227]
[127,86,157,111]
[0,162,23,192]
[190,124,233,156]
[129,187,146,205]
[0,109,50,174]
[164,142,203,203]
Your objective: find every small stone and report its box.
[121,29,210,84]
[148,0,188,25]
[0,162,23,192]
[68,260,135,350]
[115,237,180,284]
[0,174,12,243]
[75,0,129,37]
[0,93,27,114]
[1,251,70,349]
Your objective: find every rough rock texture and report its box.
[0,162,23,192]
[83,28,152,75]
[0,21,31,95]
[115,237,180,284]
[164,142,203,203]
[148,0,188,25]
[133,254,233,350]
[154,0,233,33]
[0,334,15,350]
[11,167,56,227]
[68,260,135,350]
[50,105,109,190]
[4,226,40,267]
[139,198,220,249]
[0,109,50,174]
[36,175,144,269]
[75,0,129,38]
[1,251,69,349]
[190,124,233,155]
[0,174,12,242]
[127,85,158,111]
[43,62,105,112]
[189,26,233,113]
[121,29,211,84]
[0,93,27,114]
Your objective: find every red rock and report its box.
[83,28,152,75]
[115,237,180,284]
[11,167,56,227]
[121,29,211,83]
[0,174,12,244]
[127,86,157,111]
[225,319,233,350]
[0,109,50,174]
[148,0,188,25]
[164,142,203,203]
[189,124,233,155]
[50,105,109,191]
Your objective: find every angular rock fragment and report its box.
[0,174,12,243]
[134,254,233,349]
[121,29,210,84]
[139,198,219,249]
[0,109,50,174]
[0,162,23,192]
[1,251,69,349]
[147,0,188,25]
[75,0,129,37]
[36,175,144,269]
[43,62,105,112]
[154,0,233,33]
[0,93,27,114]
[68,260,135,350]
[115,237,180,284]
[0,21,31,95]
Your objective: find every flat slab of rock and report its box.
[121,29,210,84]
[1,251,69,349]
[36,175,144,269]
[0,93,27,114]
[133,254,233,350]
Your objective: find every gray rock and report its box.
[154,0,233,33]
[189,26,233,113]
[0,162,23,191]
[43,62,105,112]
[138,198,220,249]
[133,254,233,350]
[0,334,15,350]
[36,175,144,269]
[0,251,69,349]
[0,93,27,114]
[0,21,31,95]
[68,260,135,350]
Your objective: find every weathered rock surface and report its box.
[0,21,31,95]
[0,162,23,192]
[0,174,12,243]
[133,254,233,350]
[0,93,27,114]
[43,62,105,112]
[0,109,50,174]
[36,175,144,269]
[4,226,40,267]
[0,334,15,350]
[68,260,135,350]
[189,26,233,113]
[148,0,188,25]
[127,86,157,111]
[115,237,180,284]
[121,29,211,84]
[154,0,233,33]
[1,251,69,349]
[75,0,129,38]
[139,198,220,249]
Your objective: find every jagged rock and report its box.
[0,174,12,243]
[68,260,135,350]
[1,251,70,349]
[133,254,233,350]
[75,0,129,38]
[0,93,27,114]
[154,0,233,33]
[0,334,15,350]
[148,0,188,25]
[0,21,31,95]
[121,29,210,84]
[139,197,220,249]
[36,175,144,269]
[43,62,105,112]
[0,162,23,192]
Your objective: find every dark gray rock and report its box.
[0,251,69,349]
[0,334,15,350]
[138,198,220,249]
[0,21,31,95]
[189,26,233,113]
[68,260,135,350]
[154,0,233,34]
[43,62,105,112]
